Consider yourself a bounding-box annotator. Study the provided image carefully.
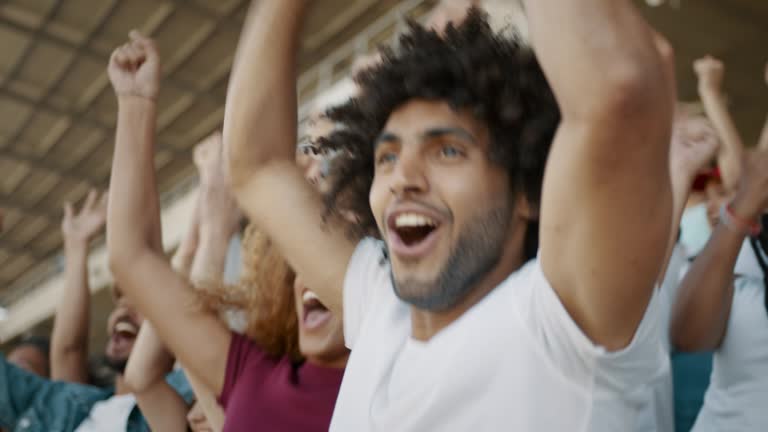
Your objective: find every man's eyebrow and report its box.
[422,127,476,143]
[374,131,400,149]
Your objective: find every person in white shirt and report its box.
[671,147,768,431]
[224,1,675,431]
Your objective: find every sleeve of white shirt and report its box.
[519,259,665,392]
[343,238,390,350]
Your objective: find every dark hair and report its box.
[750,214,768,315]
[16,335,50,358]
[319,8,559,260]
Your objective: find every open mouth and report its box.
[110,319,139,347]
[387,211,442,259]
[302,290,331,330]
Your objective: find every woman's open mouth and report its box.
[302,290,332,330]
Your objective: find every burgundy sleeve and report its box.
[218,332,267,407]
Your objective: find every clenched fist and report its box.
[693,55,725,92]
[108,30,160,101]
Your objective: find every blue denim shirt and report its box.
[0,354,193,432]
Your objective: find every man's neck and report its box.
[114,374,131,395]
[409,222,527,341]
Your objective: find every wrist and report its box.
[198,224,234,248]
[722,199,762,236]
[117,93,157,107]
[697,82,721,97]
[730,190,763,222]
[64,236,89,251]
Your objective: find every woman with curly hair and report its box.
[107,32,349,432]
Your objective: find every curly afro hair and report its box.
[319,8,560,259]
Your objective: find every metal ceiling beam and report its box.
[0,0,245,291]
[0,0,66,88]
[0,240,45,260]
[0,196,58,222]
[0,87,113,132]
[0,13,227,101]
[0,147,101,184]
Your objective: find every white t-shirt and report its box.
[692,274,768,431]
[734,238,767,280]
[634,244,687,432]
[330,239,668,432]
[75,393,136,432]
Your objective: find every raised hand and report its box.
[107,30,160,100]
[62,189,108,246]
[694,55,725,92]
[731,148,768,221]
[670,113,719,182]
[764,62,768,86]
[194,132,242,237]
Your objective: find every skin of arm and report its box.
[50,190,108,383]
[524,0,675,350]
[694,56,743,192]
[107,31,231,396]
[757,63,768,151]
[125,176,226,432]
[223,1,356,316]
[671,148,768,351]
[659,106,720,282]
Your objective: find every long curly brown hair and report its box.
[195,224,302,361]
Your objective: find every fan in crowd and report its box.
[1,1,768,432]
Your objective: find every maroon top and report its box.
[218,333,344,432]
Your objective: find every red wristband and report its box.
[722,203,762,237]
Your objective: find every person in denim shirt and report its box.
[0,353,192,432]
[0,204,194,432]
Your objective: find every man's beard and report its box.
[103,355,128,374]
[391,200,514,312]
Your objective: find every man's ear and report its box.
[515,194,538,221]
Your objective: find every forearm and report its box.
[107,97,160,266]
[50,240,91,383]
[523,0,667,119]
[124,324,175,393]
[171,194,200,278]
[758,113,768,151]
[699,87,743,190]
[134,380,190,432]
[186,371,225,431]
[658,172,695,283]
[670,223,744,351]
[190,227,231,287]
[224,1,308,187]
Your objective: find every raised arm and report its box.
[106,32,231,395]
[125,177,225,432]
[671,149,768,351]
[124,250,194,432]
[527,0,675,350]
[694,56,743,191]
[50,190,107,383]
[223,1,355,314]
[660,111,720,282]
[758,63,768,151]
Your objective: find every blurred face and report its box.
[297,115,335,193]
[428,0,479,33]
[8,345,48,377]
[705,180,731,228]
[186,401,213,432]
[293,275,347,365]
[370,100,519,311]
[104,289,144,373]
